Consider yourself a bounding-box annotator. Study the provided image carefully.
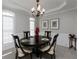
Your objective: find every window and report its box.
[30,17,35,36]
[2,10,15,43]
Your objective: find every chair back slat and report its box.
[44,34,59,52]
[45,31,51,41]
[50,34,59,51]
[45,31,51,37]
[51,34,58,46]
[11,34,26,54]
[23,31,30,39]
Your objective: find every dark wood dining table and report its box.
[20,36,50,57]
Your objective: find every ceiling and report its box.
[2,0,77,15]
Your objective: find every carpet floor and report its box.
[23,45,77,59]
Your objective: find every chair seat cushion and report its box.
[48,47,54,55]
[18,48,32,57]
[48,50,54,55]
[41,38,49,41]
[40,46,54,55]
[23,48,32,53]
[18,48,25,57]
[40,46,50,52]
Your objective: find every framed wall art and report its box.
[41,20,48,29]
[50,18,59,30]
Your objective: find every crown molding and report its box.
[45,1,66,14]
[44,7,77,17]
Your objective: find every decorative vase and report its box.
[35,27,40,43]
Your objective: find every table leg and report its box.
[32,46,41,57]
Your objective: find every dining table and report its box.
[20,36,50,57]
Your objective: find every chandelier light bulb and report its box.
[37,5,41,11]
[31,7,35,12]
[40,11,43,15]
[42,8,45,13]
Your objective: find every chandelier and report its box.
[31,0,45,17]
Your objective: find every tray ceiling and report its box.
[2,0,77,15]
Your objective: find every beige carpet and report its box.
[25,45,77,59]
[55,45,77,59]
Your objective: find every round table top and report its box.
[20,36,50,47]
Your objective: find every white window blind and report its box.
[2,11,15,44]
[30,17,35,36]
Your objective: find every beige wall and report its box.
[40,9,77,34]
[39,9,77,47]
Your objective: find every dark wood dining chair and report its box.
[11,34,32,59]
[23,31,30,39]
[40,34,59,59]
[45,31,51,40]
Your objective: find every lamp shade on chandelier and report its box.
[31,0,45,17]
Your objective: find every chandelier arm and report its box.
[37,3,39,8]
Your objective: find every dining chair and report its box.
[23,31,30,39]
[45,31,51,40]
[40,34,59,59]
[11,34,32,59]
